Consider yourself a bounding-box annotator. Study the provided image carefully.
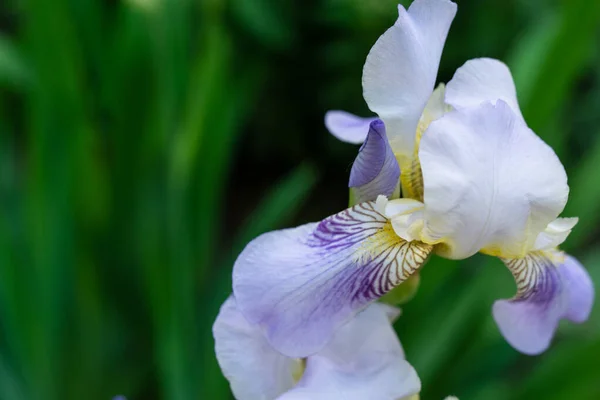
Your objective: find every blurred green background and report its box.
[0,0,599,399]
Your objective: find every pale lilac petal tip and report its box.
[560,255,594,323]
[349,120,400,203]
[492,295,561,355]
[325,110,376,144]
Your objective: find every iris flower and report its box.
[213,297,420,400]
[233,0,593,359]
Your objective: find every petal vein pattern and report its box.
[233,201,432,358]
[493,251,594,355]
[502,252,560,300]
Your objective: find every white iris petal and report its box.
[213,297,300,400]
[402,100,569,259]
[362,0,457,157]
[213,297,421,400]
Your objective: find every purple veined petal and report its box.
[233,202,433,358]
[324,111,377,144]
[493,251,594,355]
[213,296,299,399]
[276,303,420,400]
[349,120,401,203]
[493,253,563,355]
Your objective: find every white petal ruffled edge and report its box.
[533,217,579,251]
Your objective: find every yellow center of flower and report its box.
[397,109,429,202]
[291,358,306,384]
[399,154,424,202]
[354,222,405,263]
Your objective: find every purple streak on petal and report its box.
[233,202,430,358]
[325,110,377,144]
[493,252,594,355]
[349,120,400,203]
[349,120,387,186]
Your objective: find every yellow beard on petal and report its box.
[398,86,448,203]
[399,155,424,203]
[396,116,427,203]
[388,85,458,257]
[400,394,420,400]
[291,358,306,384]
[354,222,405,264]
[479,245,508,258]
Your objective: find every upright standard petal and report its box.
[277,304,421,400]
[418,101,568,259]
[213,296,300,400]
[233,202,432,357]
[445,58,524,120]
[362,0,456,156]
[349,120,400,203]
[493,251,594,355]
[324,111,377,144]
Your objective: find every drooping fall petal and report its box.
[233,202,431,357]
[493,252,593,355]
